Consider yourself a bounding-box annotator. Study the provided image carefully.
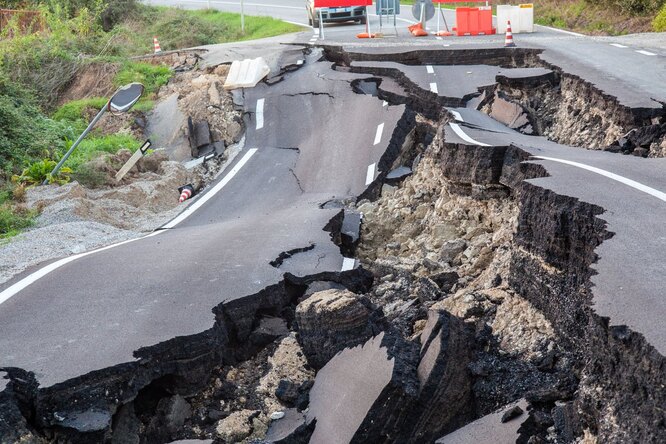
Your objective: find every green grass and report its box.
[114,61,172,97]
[654,3,666,29]
[52,97,109,122]
[0,204,35,239]
[62,133,140,171]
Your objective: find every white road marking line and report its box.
[436,36,443,40]
[256,98,264,130]
[449,110,463,121]
[533,156,666,202]
[164,148,258,228]
[341,257,356,271]
[430,82,439,94]
[0,148,259,305]
[297,59,304,65]
[636,50,656,56]
[382,101,388,107]
[426,65,434,74]
[313,28,320,36]
[610,43,628,48]
[449,123,490,146]
[534,24,585,37]
[373,123,384,145]
[365,163,376,185]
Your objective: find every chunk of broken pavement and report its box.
[501,405,524,423]
[295,289,381,369]
[305,331,419,443]
[403,309,473,442]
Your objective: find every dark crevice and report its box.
[269,243,316,269]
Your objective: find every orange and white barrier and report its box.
[505,20,516,47]
[178,184,194,203]
[153,36,162,53]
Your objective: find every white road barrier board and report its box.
[224,57,271,90]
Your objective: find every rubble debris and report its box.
[295,289,382,369]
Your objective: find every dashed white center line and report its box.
[636,50,656,56]
[449,122,490,146]
[382,101,388,107]
[255,98,265,130]
[435,36,442,40]
[373,123,384,145]
[297,59,304,65]
[426,65,434,74]
[610,43,628,48]
[365,163,376,185]
[341,257,356,271]
[533,156,666,202]
[313,28,320,36]
[430,82,439,94]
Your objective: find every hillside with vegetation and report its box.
[0,0,300,238]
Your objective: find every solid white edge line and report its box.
[534,24,584,37]
[449,110,463,121]
[341,257,356,272]
[429,82,438,94]
[365,163,376,186]
[373,123,384,146]
[426,65,434,74]
[194,0,301,9]
[610,43,628,48]
[256,98,264,130]
[449,122,490,146]
[164,148,258,228]
[0,148,260,306]
[436,36,443,40]
[533,156,666,202]
[636,50,657,56]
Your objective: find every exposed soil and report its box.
[1,47,664,444]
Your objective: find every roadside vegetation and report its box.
[399,0,665,34]
[0,0,301,238]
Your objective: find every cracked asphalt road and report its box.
[0,50,402,388]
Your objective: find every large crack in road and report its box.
[0,45,664,443]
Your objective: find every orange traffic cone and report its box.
[178,184,194,203]
[153,36,162,53]
[504,21,516,47]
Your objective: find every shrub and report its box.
[654,4,666,30]
[12,158,72,185]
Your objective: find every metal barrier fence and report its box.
[0,9,45,37]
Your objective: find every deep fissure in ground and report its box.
[1,47,664,444]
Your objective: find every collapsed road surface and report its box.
[1,30,666,444]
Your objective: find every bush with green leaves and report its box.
[12,159,72,186]
[654,4,666,29]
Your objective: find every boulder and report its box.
[295,289,381,369]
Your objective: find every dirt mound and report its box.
[57,63,119,107]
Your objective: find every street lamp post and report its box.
[45,83,145,185]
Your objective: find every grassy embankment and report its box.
[0,2,301,238]
[399,0,666,34]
